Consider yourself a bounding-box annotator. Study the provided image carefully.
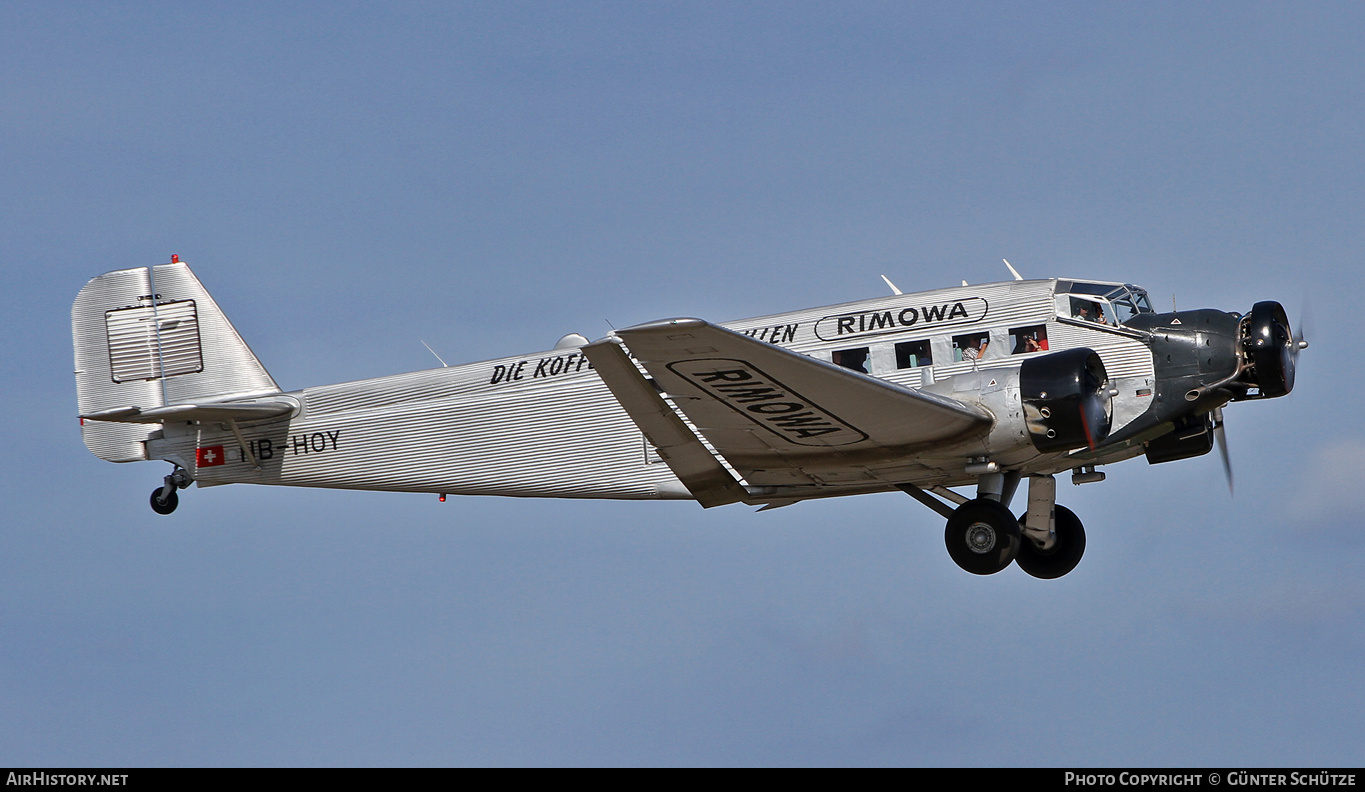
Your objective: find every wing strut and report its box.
[582,339,748,508]
[896,482,957,519]
[226,418,261,470]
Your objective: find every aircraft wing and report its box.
[599,318,993,489]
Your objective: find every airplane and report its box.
[72,257,1305,578]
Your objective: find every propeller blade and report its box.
[1294,299,1311,359]
[1212,407,1233,495]
[1081,392,1110,449]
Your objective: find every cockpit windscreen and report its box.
[1058,282,1154,326]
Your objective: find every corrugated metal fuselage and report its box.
[149,278,1158,500]
[167,349,691,499]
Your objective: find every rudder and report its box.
[73,260,280,462]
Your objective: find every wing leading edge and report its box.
[600,318,993,491]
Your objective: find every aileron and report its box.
[582,338,747,508]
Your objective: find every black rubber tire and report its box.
[150,487,179,515]
[1015,504,1086,579]
[944,498,1021,575]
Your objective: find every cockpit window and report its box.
[1109,293,1140,324]
[1067,282,1117,297]
[1070,297,1109,325]
[1059,282,1154,326]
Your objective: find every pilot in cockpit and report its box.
[1073,299,1107,325]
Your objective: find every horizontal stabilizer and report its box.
[81,400,295,425]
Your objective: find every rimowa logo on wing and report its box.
[667,359,868,447]
[196,445,226,467]
[814,297,988,341]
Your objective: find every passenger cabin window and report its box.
[895,340,933,369]
[952,332,990,362]
[1010,325,1048,354]
[832,347,870,374]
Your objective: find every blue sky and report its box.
[2,1,1361,766]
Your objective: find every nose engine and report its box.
[1241,301,1299,398]
[1123,299,1302,414]
[1107,299,1305,478]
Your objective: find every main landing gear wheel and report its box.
[1015,504,1086,579]
[150,487,179,515]
[944,498,1021,575]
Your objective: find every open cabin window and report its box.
[951,332,990,362]
[832,347,870,374]
[1010,325,1048,354]
[894,339,932,369]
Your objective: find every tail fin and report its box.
[73,260,280,462]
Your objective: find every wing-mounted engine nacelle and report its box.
[1019,348,1113,452]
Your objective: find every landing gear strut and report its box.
[1016,504,1086,579]
[902,472,1089,578]
[150,467,193,515]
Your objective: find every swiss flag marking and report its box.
[196,445,226,467]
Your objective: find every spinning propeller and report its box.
[1213,301,1309,494]
[1211,406,1232,494]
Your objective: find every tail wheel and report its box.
[1015,504,1086,579]
[944,498,1021,575]
[150,487,179,515]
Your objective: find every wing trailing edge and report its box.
[582,338,748,508]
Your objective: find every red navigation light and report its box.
[171,254,179,263]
